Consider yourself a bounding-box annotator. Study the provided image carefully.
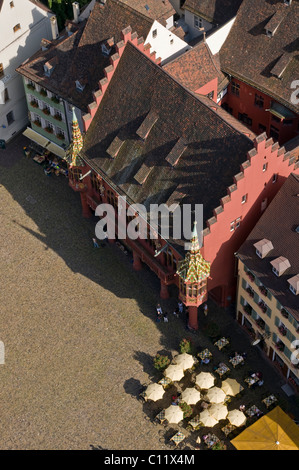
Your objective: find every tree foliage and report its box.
[41,0,91,31]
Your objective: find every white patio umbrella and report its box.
[164,405,184,424]
[221,378,243,396]
[181,387,202,405]
[199,409,218,427]
[227,409,247,427]
[208,403,228,421]
[145,383,165,401]
[173,353,195,370]
[164,364,185,382]
[195,372,215,389]
[206,387,226,404]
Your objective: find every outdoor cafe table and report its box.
[221,423,236,437]
[198,349,212,361]
[215,363,230,377]
[244,374,259,387]
[246,405,261,418]
[203,433,220,448]
[189,415,201,430]
[262,395,278,408]
[170,432,185,447]
[158,377,172,388]
[229,355,244,368]
[214,338,229,350]
[155,410,166,424]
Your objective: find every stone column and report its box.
[188,305,198,330]
[80,191,92,218]
[160,279,169,299]
[132,250,142,271]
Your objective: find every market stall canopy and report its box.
[208,403,228,421]
[206,387,226,404]
[195,372,215,389]
[23,127,50,148]
[145,383,165,402]
[164,364,185,382]
[227,409,247,427]
[181,387,202,405]
[199,409,218,427]
[231,406,299,450]
[46,141,66,159]
[173,353,195,370]
[221,378,243,396]
[164,405,184,424]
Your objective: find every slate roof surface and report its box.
[220,0,299,114]
[184,0,244,25]
[119,0,175,22]
[82,42,254,239]
[163,41,228,93]
[237,173,299,320]
[16,0,156,112]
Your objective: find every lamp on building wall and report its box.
[251,331,271,346]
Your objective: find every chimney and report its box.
[50,16,59,40]
[72,2,80,23]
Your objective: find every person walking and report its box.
[203,303,208,316]
[178,301,184,314]
[92,237,100,248]
[163,312,169,323]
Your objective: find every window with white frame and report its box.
[241,194,247,204]
[230,217,242,231]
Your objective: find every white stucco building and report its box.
[146,20,191,65]
[0,0,54,144]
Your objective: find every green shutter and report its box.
[272,332,277,342]
[252,309,258,320]
[254,277,260,287]
[242,278,247,290]
[284,346,291,360]
[274,316,280,327]
[253,292,259,304]
[276,299,282,310]
[267,290,272,301]
[266,306,272,318]
[240,296,245,306]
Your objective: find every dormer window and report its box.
[101,43,111,57]
[288,274,299,295]
[75,80,85,92]
[253,239,274,258]
[265,29,273,38]
[270,256,291,276]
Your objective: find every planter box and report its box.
[33,121,41,127]
[44,127,53,134]
[42,108,50,115]
[30,101,38,108]
[40,89,47,96]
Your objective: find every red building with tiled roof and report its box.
[163,39,228,102]
[220,0,299,146]
[65,32,299,328]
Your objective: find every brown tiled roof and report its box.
[163,41,228,93]
[16,0,156,112]
[220,0,299,114]
[237,173,299,320]
[82,42,254,236]
[184,0,244,25]
[119,0,175,22]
